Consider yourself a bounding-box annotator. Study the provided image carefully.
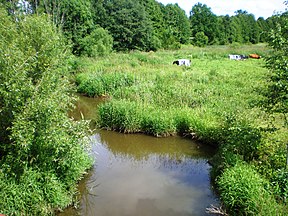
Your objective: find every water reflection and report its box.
[59,130,219,216]
[60,95,219,216]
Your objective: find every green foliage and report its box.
[80,27,113,57]
[0,9,92,215]
[189,3,218,44]
[262,16,288,121]
[0,168,71,215]
[161,27,181,49]
[162,3,190,45]
[2,0,279,53]
[271,168,288,203]
[217,162,284,216]
[93,0,156,51]
[193,31,208,47]
[222,116,262,161]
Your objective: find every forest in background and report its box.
[2,0,286,55]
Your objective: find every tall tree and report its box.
[189,3,218,44]
[257,17,270,42]
[92,0,154,51]
[162,3,190,45]
[138,0,164,49]
[217,15,232,44]
[233,10,259,44]
[262,13,288,123]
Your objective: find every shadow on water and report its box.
[60,95,220,216]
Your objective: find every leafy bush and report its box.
[271,168,288,203]
[193,31,208,47]
[221,115,262,161]
[80,27,113,57]
[0,10,92,215]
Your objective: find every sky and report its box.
[157,0,286,19]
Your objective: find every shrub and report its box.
[193,31,208,47]
[271,168,288,203]
[0,11,92,214]
[80,27,113,57]
[221,115,262,161]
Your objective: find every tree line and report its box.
[1,0,286,56]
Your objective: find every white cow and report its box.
[229,54,241,60]
[229,54,248,60]
[173,59,191,66]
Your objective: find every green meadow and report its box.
[75,44,288,215]
[76,44,269,138]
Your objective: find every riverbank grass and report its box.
[75,44,288,215]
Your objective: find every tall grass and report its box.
[76,45,269,143]
[217,162,287,216]
[75,44,288,214]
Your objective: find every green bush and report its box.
[217,162,284,216]
[80,27,113,57]
[193,31,208,47]
[221,115,262,161]
[0,10,92,215]
[271,168,288,203]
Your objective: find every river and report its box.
[59,95,219,216]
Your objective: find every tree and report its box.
[193,31,208,47]
[217,15,232,44]
[189,3,218,44]
[0,8,92,214]
[257,17,270,42]
[233,10,259,44]
[162,3,190,45]
[80,27,113,57]
[262,14,288,124]
[91,0,155,51]
[138,0,164,50]
[230,15,244,43]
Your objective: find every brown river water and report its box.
[59,95,220,216]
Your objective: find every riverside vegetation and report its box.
[75,44,288,215]
[0,9,93,215]
[1,0,288,215]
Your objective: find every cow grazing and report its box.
[229,54,248,60]
[173,59,191,66]
[229,54,241,60]
[249,54,261,59]
[240,55,248,60]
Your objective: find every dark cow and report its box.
[173,59,191,66]
[249,54,261,59]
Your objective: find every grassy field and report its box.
[75,44,269,136]
[74,44,288,215]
